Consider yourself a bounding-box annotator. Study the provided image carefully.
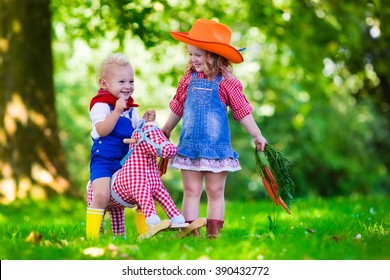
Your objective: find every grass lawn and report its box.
[0,195,388,260]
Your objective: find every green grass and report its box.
[0,195,388,260]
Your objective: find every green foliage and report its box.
[0,195,388,260]
[51,0,390,198]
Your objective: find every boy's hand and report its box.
[114,98,127,114]
[143,110,156,122]
[123,138,137,144]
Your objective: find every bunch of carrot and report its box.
[254,144,295,214]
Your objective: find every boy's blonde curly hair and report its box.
[98,53,131,81]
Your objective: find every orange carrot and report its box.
[278,196,291,214]
[262,178,279,206]
[264,166,278,192]
[264,166,276,182]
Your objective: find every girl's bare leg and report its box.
[181,170,204,221]
[205,171,227,220]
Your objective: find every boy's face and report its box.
[100,64,134,100]
[187,45,206,72]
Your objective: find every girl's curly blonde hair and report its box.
[185,50,233,80]
[98,53,131,81]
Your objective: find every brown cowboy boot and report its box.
[206,219,224,239]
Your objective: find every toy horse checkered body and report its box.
[87,121,184,237]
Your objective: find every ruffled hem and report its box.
[169,155,241,173]
[177,146,239,161]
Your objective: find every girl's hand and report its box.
[114,98,127,114]
[254,134,267,151]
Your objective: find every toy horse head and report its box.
[121,121,177,165]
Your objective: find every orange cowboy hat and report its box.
[170,19,244,64]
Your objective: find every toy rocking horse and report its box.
[87,120,206,239]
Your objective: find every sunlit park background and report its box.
[0,0,389,260]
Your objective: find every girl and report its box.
[162,19,267,238]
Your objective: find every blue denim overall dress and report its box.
[177,72,238,162]
[90,106,135,181]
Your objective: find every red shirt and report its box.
[169,72,253,121]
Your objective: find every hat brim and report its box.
[170,31,244,64]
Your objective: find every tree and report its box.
[52,0,389,198]
[0,0,73,204]
[1,0,387,205]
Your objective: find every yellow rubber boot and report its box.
[86,208,104,240]
[135,208,147,235]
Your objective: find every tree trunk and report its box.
[0,0,74,204]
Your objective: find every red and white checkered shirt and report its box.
[169,71,253,121]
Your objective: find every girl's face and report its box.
[187,45,206,72]
[100,64,134,100]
